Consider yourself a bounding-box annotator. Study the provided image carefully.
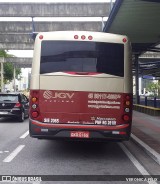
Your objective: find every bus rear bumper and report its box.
[29,119,131,141]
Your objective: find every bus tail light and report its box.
[32,111,39,118]
[125,95,130,100]
[32,97,37,103]
[29,90,41,120]
[123,114,130,121]
[123,94,132,122]
[125,108,130,113]
[124,94,132,107]
[125,101,130,106]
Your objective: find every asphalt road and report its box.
[0,117,159,184]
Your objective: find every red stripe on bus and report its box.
[31,120,129,130]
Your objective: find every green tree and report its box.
[158,80,160,97]
[146,81,160,96]
[0,49,21,83]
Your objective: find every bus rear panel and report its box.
[29,31,132,141]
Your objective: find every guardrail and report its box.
[133,96,160,116]
[134,96,160,108]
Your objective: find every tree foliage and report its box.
[146,81,160,96]
[0,49,21,83]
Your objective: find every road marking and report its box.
[20,130,29,139]
[4,151,9,153]
[3,145,25,163]
[0,151,9,154]
[131,133,160,165]
[119,143,158,184]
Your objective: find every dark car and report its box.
[0,92,29,122]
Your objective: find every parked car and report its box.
[0,92,29,122]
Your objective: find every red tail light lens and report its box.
[32,111,39,118]
[123,115,130,121]
[14,102,22,108]
[125,95,130,100]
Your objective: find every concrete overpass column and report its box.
[135,54,140,104]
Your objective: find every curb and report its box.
[131,133,160,165]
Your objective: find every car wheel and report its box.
[25,113,29,119]
[19,111,25,122]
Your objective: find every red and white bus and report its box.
[29,31,133,141]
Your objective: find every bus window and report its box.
[40,41,124,77]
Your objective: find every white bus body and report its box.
[29,31,133,141]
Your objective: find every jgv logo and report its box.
[52,92,74,99]
[43,90,74,99]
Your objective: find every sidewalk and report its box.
[131,111,160,155]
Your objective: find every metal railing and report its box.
[134,96,160,108]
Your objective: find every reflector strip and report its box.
[31,120,129,130]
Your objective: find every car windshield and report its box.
[0,95,18,102]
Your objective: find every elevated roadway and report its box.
[1,52,160,69]
[1,57,32,68]
[0,22,102,50]
[0,2,110,50]
[0,3,110,17]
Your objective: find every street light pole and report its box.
[13,64,16,92]
[1,57,4,92]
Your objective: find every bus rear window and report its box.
[40,41,124,77]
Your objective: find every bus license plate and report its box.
[70,131,90,138]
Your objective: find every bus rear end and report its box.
[29,31,132,141]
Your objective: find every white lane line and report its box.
[20,130,29,139]
[131,133,160,165]
[119,143,158,184]
[3,145,25,163]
